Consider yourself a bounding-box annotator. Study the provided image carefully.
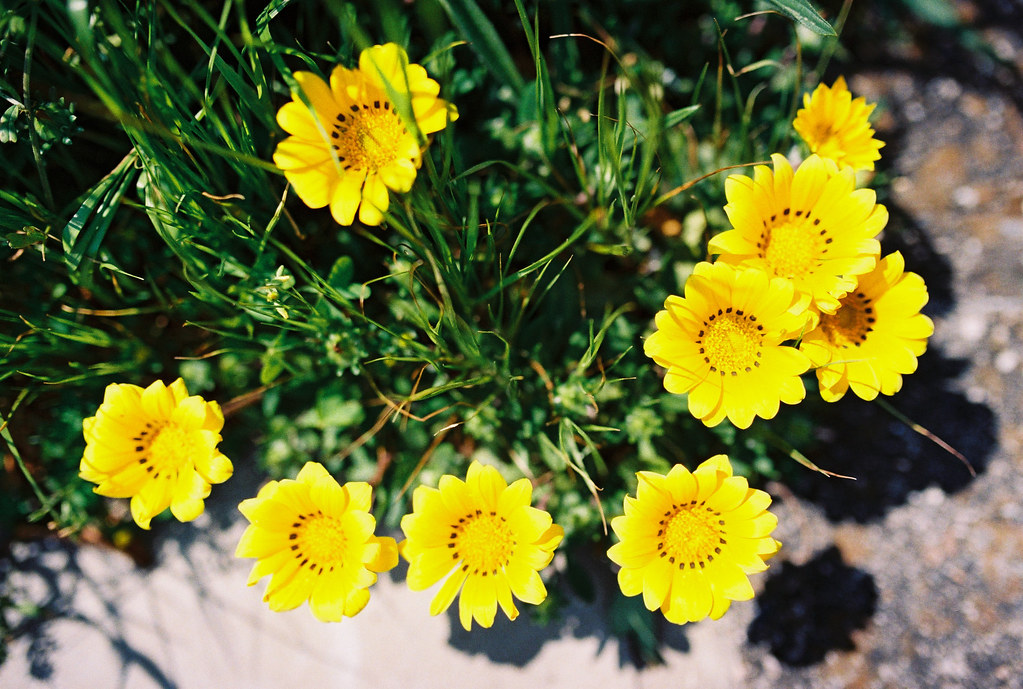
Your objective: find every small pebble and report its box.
[953,186,981,209]
[994,349,1019,373]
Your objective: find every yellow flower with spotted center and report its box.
[644,261,812,429]
[793,76,885,172]
[709,153,887,315]
[235,462,398,622]
[79,378,232,530]
[399,461,564,631]
[800,251,934,401]
[273,43,458,226]
[607,455,781,625]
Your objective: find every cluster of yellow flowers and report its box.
[647,77,934,428]
[79,375,778,629]
[76,49,933,631]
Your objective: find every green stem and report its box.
[23,4,56,211]
[814,0,855,79]
[1,388,63,525]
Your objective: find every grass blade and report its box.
[61,152,138,274]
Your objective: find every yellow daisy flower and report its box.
[400,461,564,631]
[273,42,458,226]
[608,455,781,625]
[793,75,885,172]
[800,251,934,402]
[709,153,888,315]
[235,462,398,622]
[79,378,232,530]
[643,261,812,429]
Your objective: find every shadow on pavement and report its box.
[747,546,878,667]
[2,539,178,689]
[438,543,690,668]
[785,346,997,524]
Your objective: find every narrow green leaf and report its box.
[764,0,836,36]
[62,152,138,273]
[255,0,301,35]
[664,105,701,129]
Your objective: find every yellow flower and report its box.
[710,153,887,315]
[607,455,781,625]
[793,75,885,172]
[273,43,458,226]
[79,378,232,530]
[235,462,398,622]
[643,261,812,429]
[400,461,564,631]
[800,251,934,402]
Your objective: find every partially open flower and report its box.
[236,462,398,622]
[79,378,232,529]
[793,75,885,172]
[800,251,934,401]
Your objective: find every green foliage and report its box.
[0,0,868,656]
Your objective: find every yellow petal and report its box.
[407,548,458,591]
[308,570,352,622]
[235,525,287,559]
[668,568,713,623]
[641,557,672,611]
[195,451,232,485]
[169,471,208,522]
[140,380,175,420]
[266,566,317,612]
[497,477,533,514]
[461,574,498,629]
[494,571,519,621]
[285,160,339,210]
[617,564,645,597]
[345,481,373,512]
[357,174,390,226]
[707,560,755,601]
[505,559,547,605]
[430,567,468,616]
[367,536,399,572]
[291,71,338,123]
[359,43,410,94]
[329,168,367,226]
[273,136,333,170]
[343,586,372,618]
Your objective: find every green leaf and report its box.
[62,153,138,274]
[664,105,701,129]
[436,0,524,93]
[5,226,46,249]
[0,104,21,143]
[327,256,355,290]
[255,0,301,35]
[259,348,286,385]
[764,0,836,36]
